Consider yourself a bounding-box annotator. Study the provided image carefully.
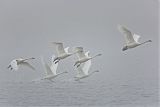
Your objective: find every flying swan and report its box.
[7,57,36,71]
[40,55,67,82]
[118,25,152,51]
[74,47,102,67]
[75,51,99,81]
[51,42,77,64]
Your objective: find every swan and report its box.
[40,55,67,82]
[75,51,99,81]
[118,25,152,51]
[51,42,77,64]
[7,57,35,71]
[74,47,102,67]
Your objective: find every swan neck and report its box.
[57,71,67,75]
[92,54,100,59]
[89,71,96,76]
[23,58,34,61]
[140,40,151,45]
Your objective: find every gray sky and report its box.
[0,0,158,82]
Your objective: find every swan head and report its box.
[64,71,68,73]
[31,57,36,59]
[122,46,128,51]
[95,70,99,72]
[148,40,152,42]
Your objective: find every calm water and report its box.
[0,78,158,107]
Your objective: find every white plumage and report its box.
[8,57,35,71]
[51,42,76,63]
[118,25,152,51]
[40,55,67,81]
[75,51,99,81]
[74,47,102,67]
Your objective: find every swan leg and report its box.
[53,57,59,62]
[76,64,81,68]
[54,59,60,64]
[7,65,11,68]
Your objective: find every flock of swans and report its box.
[7,25,152,82]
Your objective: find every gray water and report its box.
[0,77,158,107]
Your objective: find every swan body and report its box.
[75,51,99,81]
[51,42,76,64]
[8,57,35,71]
[118,25,152,51]
[41,55,67,81]
[74,47,102,67]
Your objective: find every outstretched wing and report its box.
[133,34,141,43]
[82,51,91,75]
[64,47,69,53]
[40,56,53,76]
[85,51,90,57]
[10,60,18,71]
[21,62,35,71]
[74,47,86,60]
[76,65,85,78]
[52,42,66,56]
[82,60,91,75]
[118,25,135,44]
[50,61,58,75]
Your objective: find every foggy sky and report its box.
[0,0,158,82]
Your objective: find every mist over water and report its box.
[0,0,158,106]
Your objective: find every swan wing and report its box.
[85,51,90,57]
[52,42,66,56]
[50,62,58,75]
[76,65,85,77]
[82,60,91,75]
[75,47,86,60]
[118,25,135,44]
[20,62,35,71]
[10,60,18,71]
[64,47,69,53]
[82,51,91,75]
[133,34,141,43]
[40,56,53,76]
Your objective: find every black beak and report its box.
[148,40,152,42]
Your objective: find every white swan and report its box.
[118,25,152,51]
[74,47,102,67]
[7,57,35,71]
[51,42,76,64]
[40,55,67,82]
[75,51,99,81]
